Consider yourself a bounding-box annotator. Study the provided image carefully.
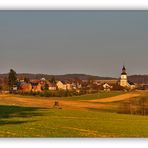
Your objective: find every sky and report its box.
[0,10,148,77]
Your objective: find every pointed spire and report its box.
[121,65,127,75]
[122,65,126,70]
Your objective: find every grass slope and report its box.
[0,105,148,137]
[61,91,124,101]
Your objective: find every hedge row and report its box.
[17,90,98,97]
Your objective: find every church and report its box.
[120,65,136,89]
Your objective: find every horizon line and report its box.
[0,72,148,79]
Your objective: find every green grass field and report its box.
[0,105,148,137]
[58,91,124,101]
[0,91,148,137]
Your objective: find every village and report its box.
[4,65,140,96]
[0,65,147,98]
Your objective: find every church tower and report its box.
[120,65,128,87]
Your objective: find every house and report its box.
[48,82,57,91]
[73,79,82,89]
[103,83,112,91]
[40,78,46,85]
[56,81,67,90]
[41,78,46,81]
[12,85,18,91]
[19,83,32,92]
[31,83,42,92]
[71,82,77,90]
[66,82,72,90]
[56,81,72,90]
[128,81,136,90]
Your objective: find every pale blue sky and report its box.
[0,11,148,77]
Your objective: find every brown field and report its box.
[0,91,142,111]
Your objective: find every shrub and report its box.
[17,89,97,97]
[118,97,148,116]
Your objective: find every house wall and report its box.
[66,84,72,90]
[57,81,67,90]
[32,84,42,92]
[49,87,57,91]
[20,83,32,92]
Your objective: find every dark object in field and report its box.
[53,101,62,109]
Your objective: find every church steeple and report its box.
[121,65,127,75]
[120,65,128,87]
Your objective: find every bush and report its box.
[118,97,148,116]
[44,91,51,97]
[17,89,99,97]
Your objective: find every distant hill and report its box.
[0,73,148,84]
[0,73,116,81]
[128,75,148,84]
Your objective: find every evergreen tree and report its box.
[50,76,56,84]
[44,83,49,90]
[8,69,17,91]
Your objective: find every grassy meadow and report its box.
[0,91,148,137]
[60,91,124,101]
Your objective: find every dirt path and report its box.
[86,93,140,103]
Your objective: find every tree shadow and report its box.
[0,105,46,118]
[0,120,37,126]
